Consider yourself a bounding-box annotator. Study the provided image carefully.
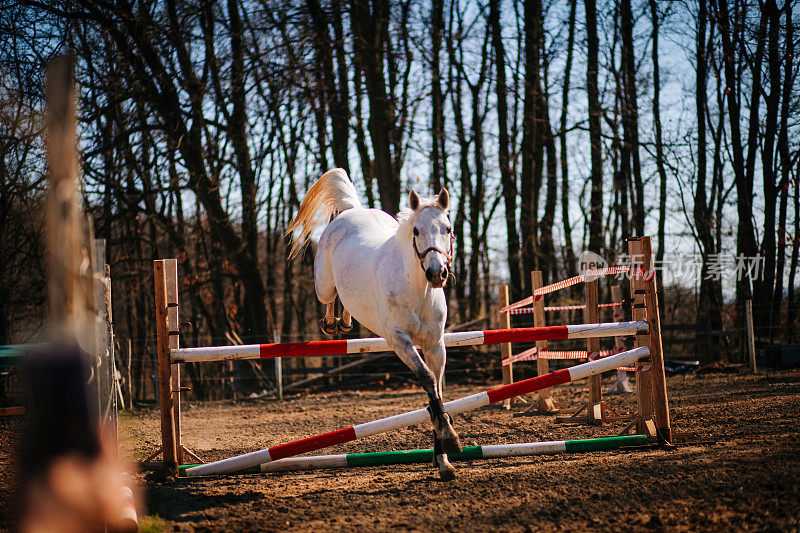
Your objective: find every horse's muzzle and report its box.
[426,266,448,288]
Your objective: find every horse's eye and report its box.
[445,227,452,234]
[413,228,419,236]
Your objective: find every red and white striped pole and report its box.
[184,345,650,476]
[171,321,648,363]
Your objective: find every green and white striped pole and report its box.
[179,435,647,476]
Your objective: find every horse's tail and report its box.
[286,168,361,259]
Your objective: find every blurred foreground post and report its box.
[20,56,137,533]
[45,57,90,344]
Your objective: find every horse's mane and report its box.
[396,198,446,242]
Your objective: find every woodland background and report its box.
[1,0,798,400]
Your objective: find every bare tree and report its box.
[559,0,578,277]
[489,0,523,300]
[585,0,604,254]
[519,0,546,294]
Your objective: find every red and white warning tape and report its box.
[502,346,627,365]
[500,265,655,313]
[501,266,636,312]
[507,302,623,314]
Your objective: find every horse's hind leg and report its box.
[314,242,339,336]
[321,303,337,336]
[336,309,352,334]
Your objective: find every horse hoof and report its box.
[438,467,456,481]
[336,318,352,334]
[320,318,337,336]
[437,414,463,454]
[441,435,463,455]
[434,455,456,481]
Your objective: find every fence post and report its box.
[499,285,513,410]
[585,278,602,424]
[153,260,177,473]
[628,236,671,440]
[746,299,757,373]
[274,331,283,400]
[532,271,558,413]
[164,259,183,465]
[628,238,656,437]
[126,338,133,408]
[640,236,671,440]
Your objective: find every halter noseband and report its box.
[412,232,454,276]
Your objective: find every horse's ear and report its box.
[437,188,450,210]
[409,190,420,211]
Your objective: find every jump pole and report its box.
[179,434,648,476]
[183,345,650,476]
[171,321,649,363]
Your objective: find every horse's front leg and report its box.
[423,341,461,479]
[391,333,461,480]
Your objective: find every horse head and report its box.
[407,188,453,288]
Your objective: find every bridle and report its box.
[412,231,455,276]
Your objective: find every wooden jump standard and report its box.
[182,345,650,476]
[178,434,647,476]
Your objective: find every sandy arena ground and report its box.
[2,368,799,531]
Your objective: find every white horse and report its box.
[287,168,462,480]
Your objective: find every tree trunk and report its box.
[712,0,764,314]
[540,114,558,285]
[520,0,546,294]
[774,2,793,337]
[306,0,334,170]
[331,0,351,174]
[585,0,604,254]
[620,0,644,236]
[488,0,523,300]
[430,0,446,193]
[787,161,800,339]
[228,0,272,339]
[649,0,668,309]
[447,7,471,320]
[560,0,578,277]
[759,0,781,340]
[694,0,723,360]
[469,82,486,319]
[352,59,376,208]
[350,0,401,214]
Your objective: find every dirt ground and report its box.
[2,368,800,531]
